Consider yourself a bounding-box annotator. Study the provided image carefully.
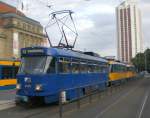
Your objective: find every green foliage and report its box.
[131,48,150,72]
[145,49,150,72]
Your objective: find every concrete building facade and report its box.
[116,0,143,63]
[0,1,46,58]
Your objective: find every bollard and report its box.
[59,91,66,118]
[61,91,67,103]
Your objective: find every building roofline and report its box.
[0,1,25,16]
[0,13,42,27]
[0,1,17,10]
[118,0,137,8]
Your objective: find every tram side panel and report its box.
[0,61,20,90]
[16,64,108,104]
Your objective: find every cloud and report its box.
[138,1,150,49]
[1,0,150,57]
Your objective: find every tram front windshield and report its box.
[19,56,52,74]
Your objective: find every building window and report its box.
[23,23,26,30]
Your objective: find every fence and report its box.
[58,76,141,118]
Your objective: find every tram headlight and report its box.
[16,84,21,90]
[35,84,43,91]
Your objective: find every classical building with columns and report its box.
[0,1,46,58]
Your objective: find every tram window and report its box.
[111,64,120,72]
[120,65,126,72]
[59,57,64,62]
[58,59,70,73]
[72,63,80,73]
[111,65,127,72]
[58,62,70,73]
[20,57,47,74]
[100,65,108,73]
[127,67,134,71]
[88,65,94,73]
[95,65,100,73]
[1,66,13,79]
[94,65,102,73]
[111,64,115,72]
[47,58,56,73]
[119,65,122,72]
[118,65,122,72]
[80,64,87,73]
[117,65,121,72]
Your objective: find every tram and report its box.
[126,64,137,79]
[0,59,20,90]
[16,47,109,104]
[108,60,137,85]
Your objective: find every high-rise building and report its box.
[116,0,143,63]
[0,1,46,58]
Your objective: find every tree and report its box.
[144,49,150,72]
[132,53,145,72]
[131,48,150,72]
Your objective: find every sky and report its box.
[1,0,150,57]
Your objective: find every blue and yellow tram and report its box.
[16,47,109,104]
[0,59,20,90]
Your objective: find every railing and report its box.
[58,82,107,118]
[58,76,140,118]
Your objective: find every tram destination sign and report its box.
[21,48,46,55]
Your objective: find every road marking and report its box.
[138,91,149,118]
[95,87,137,118]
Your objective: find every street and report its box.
[0,78,150,118]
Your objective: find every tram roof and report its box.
[21,47,108,63]
[109,61,127,66]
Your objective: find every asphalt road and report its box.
[62,78,150,118]
[0,77,150,118]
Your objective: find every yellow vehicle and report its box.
[0,59,20,90]
[108,61,136,85]
[109,61,127,84]
[126,64,137,79]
